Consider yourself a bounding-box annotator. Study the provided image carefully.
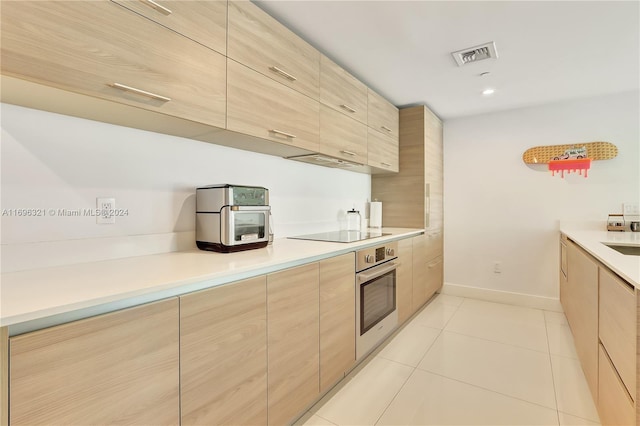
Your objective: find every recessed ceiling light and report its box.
[482,88,495,96]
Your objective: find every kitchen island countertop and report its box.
[1,228,423,334]
[560,227,640,289]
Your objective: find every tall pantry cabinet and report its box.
[372,105,444,317]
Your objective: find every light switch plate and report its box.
[623,202,639,216]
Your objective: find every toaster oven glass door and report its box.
[223,206,269,245]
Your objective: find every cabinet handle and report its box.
[269,66,297,81]
[428,260,442,269]
[381,162,392,167]
[269,129,297,139]
[140,0,172,16]
[110,83,171,102]
[381,125,392,132]
[340,104,357,113]
[340,150,357,157]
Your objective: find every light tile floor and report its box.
[296,294,601,426]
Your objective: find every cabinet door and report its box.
[267,263,320,425]
[227,60,320,153]
[397,238,414,324]
[368,89,399,141]
[1,1,226,128]
[598,345,636,426]
[566,241,599,399]
[426,256,444,300]
[113,0,227,54]
[320,105,367,163]
[368,128,399,173]
[412,234,429,313]
[180,277,267,426]
[425,111,443,230]
[319,253,355,393]
[9,299,179,425]
[228,0,320,99]
[320,55,367,124]
[425,230,443,261]
[599,267,636,398]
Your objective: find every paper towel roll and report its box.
[370,201,382,228]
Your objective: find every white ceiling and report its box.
[254,1,640,120]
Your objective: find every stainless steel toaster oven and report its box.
[196,184,270,253]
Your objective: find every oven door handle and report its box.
[357,262,400,284]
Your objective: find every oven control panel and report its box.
[356,241,398,272]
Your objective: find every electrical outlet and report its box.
[493,261,502,274]
[623,202,640,216]
[96,197,116,224]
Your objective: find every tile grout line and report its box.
[372,295,464,425]
[543,317,562,426]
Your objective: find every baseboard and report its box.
[441,282,563,312]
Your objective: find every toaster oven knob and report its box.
[365,254,375,263]
[386,248,395,256]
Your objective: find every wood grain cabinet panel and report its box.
[412,234,429,313]
[372,105,443,230]
[320,55,367,124]
[565,240,599,400]
[368,89,399,141]
[0,1,226,128]
[397,237,414,324]
[180,276,267,426]
[368,128,399,173]
[227,60,320,153]
[319,253,355,393]
[228,0,320,99]
[9,299,179,425]
[598,345,636,426]
[320,105,367,163]
[267,263,320,425]
[113,0,227,54]
[599,267,636,399]
[426,255,444,299]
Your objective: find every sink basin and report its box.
[604,244,640,256]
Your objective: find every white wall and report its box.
[443,91,640,303]
[1,104,370,271]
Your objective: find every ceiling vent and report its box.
[452,42,498,66]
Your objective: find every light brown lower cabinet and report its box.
[565,240,599,400]
[397,237,414,324]
[9,299,180,425]
[319,253,355,392]
[412,234,429,313]
[598,345,635,426]
[180,276,267,425]
[426,255,444,298]
[267,263,320,425]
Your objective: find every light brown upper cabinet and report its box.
[320,55,368,124]
[319,253,356,393]
[368,89,399,141]
[319,105,368,163]
[0,1,226,129]
[180,276,267,426]
[368,127,400,172]
[228,0,320,100]
[227,60,320,153]
[112,0,227,55]
[267,263,320,425]
[372,105,443,229]
[9,299,179,425]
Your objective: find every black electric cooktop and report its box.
[288,230,391,243]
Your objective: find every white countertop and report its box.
[560,227,640,289]
[0,228,423,334]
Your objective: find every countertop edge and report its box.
[2,228,424,334]
[560,228,640,289]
